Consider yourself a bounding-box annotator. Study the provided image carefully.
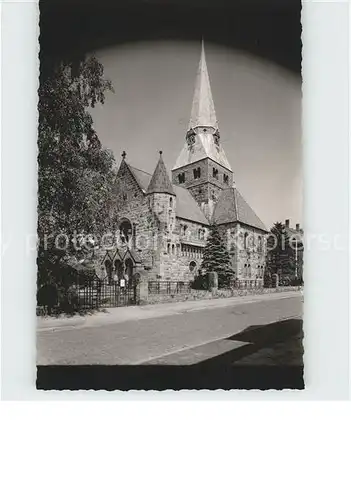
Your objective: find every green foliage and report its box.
[200,224,234,288]
[37,56,115,290]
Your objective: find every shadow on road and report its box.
[37,319,304,391]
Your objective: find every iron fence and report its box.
[148,280,191,295]
[76,276,137,309]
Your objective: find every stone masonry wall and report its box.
[147,286,303,305]
[160,217,208,280]
[172,157,233,219]
[218,222,267,284]
[110,163,161,276]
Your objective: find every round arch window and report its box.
[189,261,197,273]
[119,219,132,244]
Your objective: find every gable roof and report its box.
[147,154,175,196]
[117,163,208,225]
[213,187,268,232]
[173,185,209,225]
[128,165,153,193]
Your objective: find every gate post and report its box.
[136,270,149,305]
[208,271,218,293]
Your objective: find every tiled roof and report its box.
[173,185,209,225]
[173,132,232,172]
[120,163,208,225]
[213,187,268,232]
[128,165,153,193]
[147,154,175,195]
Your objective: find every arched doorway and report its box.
[114,259,123,280]
[105,260,113,284]
[124,258,134,284]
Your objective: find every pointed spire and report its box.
[147,151,175,196]
[188,40,218,130]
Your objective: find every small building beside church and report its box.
[93,42,268,286]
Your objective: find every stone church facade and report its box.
[94,43,268,286]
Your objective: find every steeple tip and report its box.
[188,40,218,131]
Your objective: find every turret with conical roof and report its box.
[147,151,175,196]
[147,152,176,238]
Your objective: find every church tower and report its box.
[172,41,234,219]
[147,151,176,234]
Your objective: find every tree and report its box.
[200,224,234,288]
[265,222,295,283]
[37,56,115,291]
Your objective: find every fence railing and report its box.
[36,275,138,315]
[148,281,191,295]
[232,279,264,289]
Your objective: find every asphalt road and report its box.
[37,295,303,389]
[38,296,302,365]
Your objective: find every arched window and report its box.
[178,172,185,184]
[244,232,249,249]
[193,167,201,179]
[247,264,251,278]
[167,243,171,254]
[172,244,175,255]
[189,261,197,273]
[258,236,263,252]
[169,197,173,207]
[119,219,132,244]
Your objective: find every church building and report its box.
[97,42,268,285]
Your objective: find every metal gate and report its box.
[77,275,137,309]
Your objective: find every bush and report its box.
[191,273,209,290]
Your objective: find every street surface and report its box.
[37,293,302,366]
[37,292,304,389]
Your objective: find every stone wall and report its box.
[159,217,208,281]
[171,157,233,219]
[146,286,303,305]
[218,222,267,284]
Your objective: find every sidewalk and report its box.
[37,290,302,332]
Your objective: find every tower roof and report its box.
[173,42,232,172]
[189,40,218,130]
[147,152,175,196]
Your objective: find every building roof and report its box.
[173,185,209,225]
[173,132,232,172]
[119,163,208,225]
[212,187,268,232]
[189,40,218,130]
[147,153,175,196]
[172,41,232,172]
[128,164,153,193]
